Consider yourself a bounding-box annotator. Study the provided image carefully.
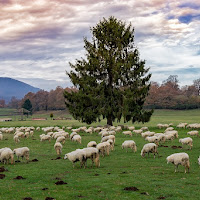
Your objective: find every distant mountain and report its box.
[0,77,40,103]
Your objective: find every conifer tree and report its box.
[64,16,153,125]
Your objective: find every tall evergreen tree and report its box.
[64,16,153,125]
[22,99,32,114]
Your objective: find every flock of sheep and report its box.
[0,122,200,174]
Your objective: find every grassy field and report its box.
[0,109,200,199]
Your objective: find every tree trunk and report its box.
[107,116,113,126]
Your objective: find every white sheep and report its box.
[166,152,190,173]
[179,137,193,149]
[64,149,86,168]
[141,131,155,138]
[122,140,137,152]
[0,133,3,140]
[145,136,159,145]
[141,143,158,158]
[82,147,100,167]
[87,141,97,148]
[40,135,51,142]
[13,135,20,143]
[70,132,78,140]
[133,129,143,136]
[72,134,81,144]
[13,147,30,162]
[187,131,199,137]
[54,142,63,155]
[198,156,200,166]
[56,136,66,144]
[0,148,14,164]
[122,131,132,137]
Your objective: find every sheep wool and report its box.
[122,140,137,152]
[166,152,190,173]
[141,143,158,158]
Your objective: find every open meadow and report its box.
[0,109,200,200]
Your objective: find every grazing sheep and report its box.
[165,127,174,132]
[122,140,137,152]
[87,141,97,148]
[0,148,14,164]
[101,135,115,144]
[177,123,187,129]
[54,142,63,155]
[0,133,3,140]
[165,130,178,138]
[179,137,193,149]
[128,126,135,131]
[82,147,100,168]
[64,149,86,168]
[72,134,81,144]
[40,135,51,142]
[133,129,143,136]
[198,156,200,166]
[166,153,190,173]
[70,132,78,140]
[13,147,30,162]
[107,139,114,151]
[164,133,174,141]
[145,136,159,145]
[122,131,132,137]
[56,136,66,144]
[187,131,199,137]
[140,127,149,131]
[96,142,111,157]
[141,131,155,138]
[13,135,20,143]
[154,133,166,143]
[24,132,29,138]
[141,143,158,158]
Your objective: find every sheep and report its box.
[64,149,86,168]
[30,131,34,137]
[54,142,63,155]
[13,135,20,143]
[154,133,166,143]
[0,148,14,164]
[0,133,3,140]
[24,132,29,138]
[145,136,159,145]
[165,127,174,132]
[133,129,143,136]
[165,130,178,138]
[101,135,115,144]
[166,153,190,173]
[70,132,78,140]
[141,143,158,158]
[187,131,199,137]
[177,123,187,129]
[122,140,137,152]
[40,135,51,142]
[96,142,111,157]
[198,156,200,166]
[179,137,193,149]
[87,141,97,148]
[56,136,66,144]
[128,126,135,131]
[164,133,174,141]
[140,127,149,131]
[107,139,114,151]
[82,147,100,168]
[72,134,81,144]
[122,131,132,137]
[13,147,30,163]
[141,131,155,138]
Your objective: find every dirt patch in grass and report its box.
[160,145,169,148]
[124,187,139,191]
[141,192,149,195]
[107,172,111,175]
[15,160,21,163]
[157,196,166,199]
[31,159,38,162]
[0,174,5,179]
[94,174,99,176]
[0,166,8,172]
[45,197,55,200]
[55,180,67,185]
[42,188,48,190]
[171,146,182,149]
[14,176,26,180]
[77,195,86,198]
[51,157,61,160]
[23,197,32,200]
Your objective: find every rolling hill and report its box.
[0,77,40,103]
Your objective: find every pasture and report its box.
[0,109,200,199]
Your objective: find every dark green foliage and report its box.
[22,99,32,114]
[64,16,153,125]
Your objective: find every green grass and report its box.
[0,109,200,199]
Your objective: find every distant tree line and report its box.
[1,87,76,112]
[145,76,200,110]
[1,76,200,112]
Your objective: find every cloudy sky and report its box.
[0,0,200,90]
